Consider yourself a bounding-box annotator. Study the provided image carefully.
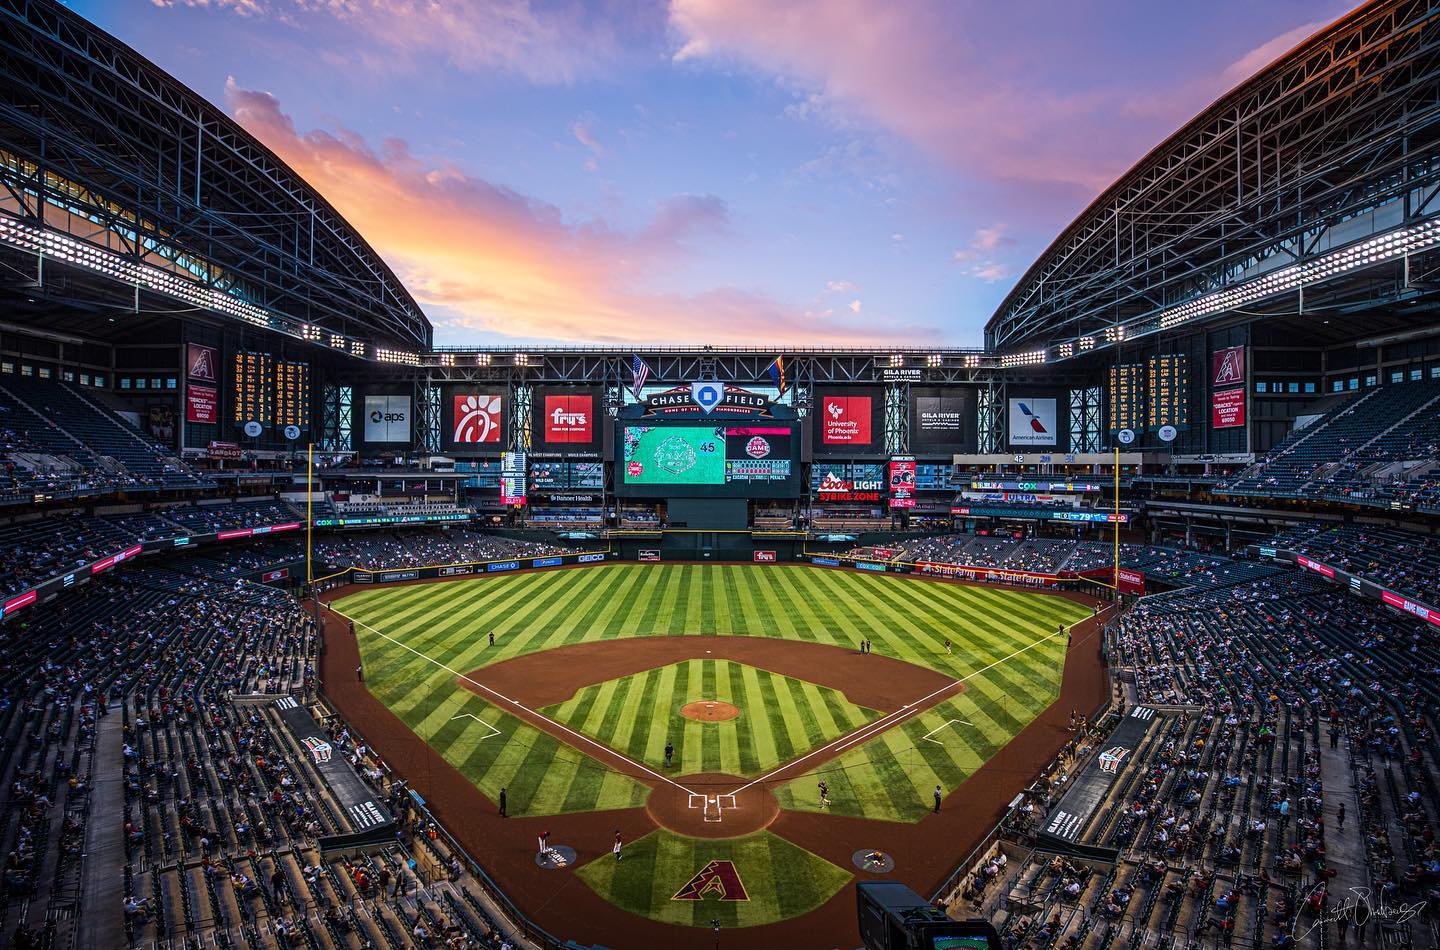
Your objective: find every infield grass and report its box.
[334,563,1085,819]
[540,658,881,778]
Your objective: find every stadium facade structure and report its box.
[0,0,1439,464]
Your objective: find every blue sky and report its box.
[69,0,1355,346]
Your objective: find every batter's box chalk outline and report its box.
[687,792,738,822]
[920,718,973,746]
[450,713,502,740]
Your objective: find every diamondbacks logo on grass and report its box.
[1098,746,1130,774]
[672,860,750,902]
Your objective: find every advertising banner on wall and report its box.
[888,456,916,508]
[1211,388,1246,428]
[448,392,504,446]
[186,384,218,424]
[813,389,883,454]
[1008,398,1058,446]
[532,389,601,452]
[820,395,873,446]
[186,343,218,382]
[911,389,978,452]
[363,394,412,443]
[815,464,884,502]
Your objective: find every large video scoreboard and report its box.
[617,422,799,498]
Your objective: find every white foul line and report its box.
[921,719,972,745]
[724,619,1085,798]
[332,606,699,797]
[450,714,502,740]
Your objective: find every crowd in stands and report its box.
[1271,522,1440,605]
[0,379,210,499]
[942,562,1440,949]
[1222,378,1440,506]
[0,563,523,948]
[314,530,575,570]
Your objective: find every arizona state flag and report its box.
[766,355,789,396]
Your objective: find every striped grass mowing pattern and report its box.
[573,829,852,928]
[336,564,1086,818]
[540,659,880,778]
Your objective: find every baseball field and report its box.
[326,562,1096,941]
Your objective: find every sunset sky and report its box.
[71,0,1355,347]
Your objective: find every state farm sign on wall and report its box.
[543,394,593,443]
[821,396,872,445]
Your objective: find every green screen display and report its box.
[623,426,727,485]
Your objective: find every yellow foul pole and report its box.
[1113,443,1120,603]
[306,443,314,586]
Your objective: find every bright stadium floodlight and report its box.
[1058,342,1074,359]
[1001,349,1047,368]
[438,353,455,366]
[963,354,981,368]
[514,353,530,367]
[926,353,943,367]
[474,353,492,366]
[1078,336,1096,351]
[889,353,905,367]
[1149,218,1440,333]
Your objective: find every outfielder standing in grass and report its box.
[612,831,623,861]
[818,779,830,807]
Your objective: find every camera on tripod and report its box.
[857,882,1001,950]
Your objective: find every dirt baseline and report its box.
[681,700,740,722]
[461,634,952,712]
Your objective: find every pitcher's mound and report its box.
[681,700,740,722]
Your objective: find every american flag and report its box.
[630,355,651,401]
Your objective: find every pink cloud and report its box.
[226,80,930,345]
[668,0,1336,198]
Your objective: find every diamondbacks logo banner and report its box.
[672,860,750,902]
[186,343,217,382]
[1212,346,1246,386]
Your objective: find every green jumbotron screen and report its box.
[622,425,727,485]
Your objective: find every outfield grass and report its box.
[573,828,852,928]
[335,564,1086,818]
[540,659,880,777]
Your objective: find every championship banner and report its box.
[185,384,218,424]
